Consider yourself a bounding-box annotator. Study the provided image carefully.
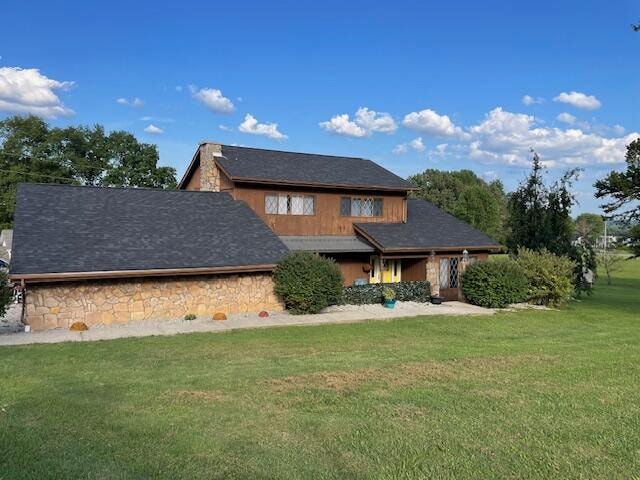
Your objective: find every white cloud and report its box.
[557,112,576,124]
[392,143,408,154]
[553,91,601,110]
[319,107,397,138]
[612,125,625,136]
[434,143,448,155]
[190,86,234,113]
[522,95,544,106]
[465,107,639,167]
[116,97,144,108]
[320,113,367,137]
[140,116,174,123]
[143,124,164,134]
[410,137,425,152]
[0,66,74,118]
[353,107,397,133]
[394,136,426,154]
[481,171,498,181]
[402,108,465,138]
[218,124,232,132]
[239,114,287,140]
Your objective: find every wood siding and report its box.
[326,253,372,286]
[183,165,201,191]
[401,258,427,281]
[232,183,406,236]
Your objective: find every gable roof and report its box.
[182,144,415,191]
[10,184,289,281]
[354,199,502,253]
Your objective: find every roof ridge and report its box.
[222,144,366,161]
[17,183,231,195]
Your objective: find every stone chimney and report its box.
[199,142,222,191]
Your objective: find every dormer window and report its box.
[340,197,383,217]
[265,193,315,215]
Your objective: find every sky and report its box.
[1,0,639,214]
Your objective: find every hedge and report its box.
[273,252,344,314]
[461,259,530,308]
[341,281,431,305]
[515,247,575,307]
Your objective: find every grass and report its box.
[1,260,639,479]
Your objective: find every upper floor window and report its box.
[265,193,315,215]
[340,197,383,217]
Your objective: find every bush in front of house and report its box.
[273,252,344,314]
[515,247,576,307]
[461,259,530,308]
[0,271,11,317]
[341,281,431,305]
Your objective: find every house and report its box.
[9,142,500,331]
[179,143,501,300]
[9,185,287,330]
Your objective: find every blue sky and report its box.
[2,0,639,214]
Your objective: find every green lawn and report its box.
[1,261,639,479]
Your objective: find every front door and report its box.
[439,257,460,301]
[382,259,401,283]
[370,256,401,283]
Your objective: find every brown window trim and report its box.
[264,192,316,216]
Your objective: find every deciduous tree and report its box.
[409,169,508,242]
[574,213,605,244]
[0,115,177,229]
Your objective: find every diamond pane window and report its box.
[361,198,374,217]
[439,258,449,288]
[278,195,289,214]
[303,196,315,215]
[373,198,383,216]
[351,198,362,216]
[340,197,351,216]
[449,258,459,288]
[265,194,278,214]
[291,195,304,215]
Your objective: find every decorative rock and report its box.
[258,310,269,318]
[213,312,227,321]
[69,322,88,332]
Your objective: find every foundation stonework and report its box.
[426,254,439,296]
[24,272,282,331]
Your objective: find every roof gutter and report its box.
[9,264,277,284]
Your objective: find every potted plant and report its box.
[382,286,396,308]
[430,295,444,305]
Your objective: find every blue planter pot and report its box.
[383,299,396,308]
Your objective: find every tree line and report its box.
[0,115,177,230]
[2,115,638,259]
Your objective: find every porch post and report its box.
[426,251,439,296]
[458,249,469,301]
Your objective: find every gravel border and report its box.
[0,301,494,346]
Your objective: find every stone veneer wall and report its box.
[25,272,283,331]
[199,143,221,192]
